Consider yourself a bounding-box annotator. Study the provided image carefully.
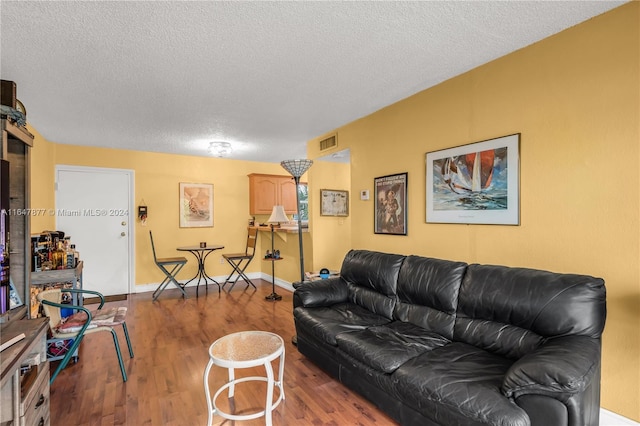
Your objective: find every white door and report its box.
[55,166,134,296]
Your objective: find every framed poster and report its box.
[320,189,349,216]
[426,133,520,225]
[179,182,213,227]
[374,173,408,235]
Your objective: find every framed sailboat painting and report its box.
[426,134,520,225]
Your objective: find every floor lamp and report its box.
[280,159,313,284]
[266,205,289,301]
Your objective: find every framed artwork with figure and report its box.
[374,173,408,235]
[179,182,213,227]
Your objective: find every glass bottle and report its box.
[52,241,65,270]
[66,243,75,269]
[71,244,79,267]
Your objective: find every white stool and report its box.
[204,331,285,426]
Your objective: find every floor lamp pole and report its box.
[293,175,305,284]
[280,159,313,284]
[280,159,313,346]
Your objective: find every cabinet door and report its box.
[279,178,298,214]
[250,175,279,215]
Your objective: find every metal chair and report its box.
[37,288,134,385]
[149,230,188,300]
[222,227,258,291]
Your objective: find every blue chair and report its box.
[37,288,134,384]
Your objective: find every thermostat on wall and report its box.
[360,190,370,201]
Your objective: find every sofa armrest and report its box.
[502,335,601,401]
[293,277,348,308]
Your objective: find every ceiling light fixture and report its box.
[209,142,232,157]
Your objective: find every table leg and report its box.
[201,250,221,293]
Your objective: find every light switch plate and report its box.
[360,190,370,200]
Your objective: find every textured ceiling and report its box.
[1,1,626,163]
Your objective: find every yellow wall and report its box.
[28,125,55,233]
[308,159,352,272]
[28,141,309,285]
[307,3,639,420]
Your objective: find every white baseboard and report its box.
[600,408,639,426]
[134,272,295,294]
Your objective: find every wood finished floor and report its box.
[48,280,398,426]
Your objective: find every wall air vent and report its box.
[319,134,338,151]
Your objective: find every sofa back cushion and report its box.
[340,250,405,320]
[394,255,468,339]
[454,264,607,359]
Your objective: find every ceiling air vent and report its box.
[319,134,337,151]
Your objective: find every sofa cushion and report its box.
[395,255,467,339]
[335,321,450,374]
[294,302,391,346]
[392,342,529,426]
[340,250,405,319]
[455,264,607,359]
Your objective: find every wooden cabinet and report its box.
[0,317,50,426]
[248,174,300,215]
[1,117,33,321]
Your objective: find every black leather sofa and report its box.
[293,250,606,426]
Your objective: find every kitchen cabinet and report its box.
[248,174,303,215]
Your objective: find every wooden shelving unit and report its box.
[1,116,33,322]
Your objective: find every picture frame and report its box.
[374,173,408,235]
[179,182,213,227]
[320,189,349,217]
[426,133,520,225]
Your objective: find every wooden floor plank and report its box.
[48,280,398,425]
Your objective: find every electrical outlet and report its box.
[219,257,224,264]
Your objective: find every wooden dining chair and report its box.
[149,230,188,300]
[222,227,258,291]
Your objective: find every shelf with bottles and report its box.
[29,261,83,318]
[31,232,80,272]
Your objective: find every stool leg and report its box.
[228,367,235,398]
[278,349,286,401]
[264,361,275,426]
[203,360,215,426]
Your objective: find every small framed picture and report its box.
[320,189,349,217]
[179,182,214,227]
[374,173,408,235]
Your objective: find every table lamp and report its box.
[266,205,289,301]
[280,159,313,284]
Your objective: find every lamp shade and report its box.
[281,159,313,178]
[268,205,289,223]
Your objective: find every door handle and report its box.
[121,221,126,226]
[121,232,126,237]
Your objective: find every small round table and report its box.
[204,331,285,426]
[176,244,224,295]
